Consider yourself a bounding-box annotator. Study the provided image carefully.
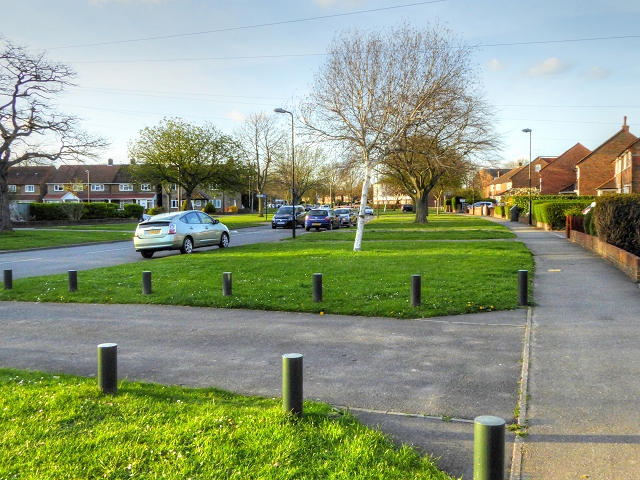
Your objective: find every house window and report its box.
[172,184,178,191]
[170,199,178,209]
[195,200,201,207]
[73,184,84,191]
[140,184,151,191]
[215,199,222,209]
[119,184,133,192]
[535,164,541,172]
[91,184,104,191]
[8,185,16,192]
[24,185,35,193]
[54,184,64,192]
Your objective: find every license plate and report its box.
[146,229,161,235]
[312,223,321,226]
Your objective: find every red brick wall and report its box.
[540,143,590,194]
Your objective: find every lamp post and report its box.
[85,169,90,203]
[274,108,296,239]
[522,128,532,225]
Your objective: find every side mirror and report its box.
[213,219,219,224]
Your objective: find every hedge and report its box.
[531,200,594,229]
[508,195,595,217]
[28,202,143,221]
[593,194,640,256]
[83,202,119,220]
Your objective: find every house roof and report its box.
[596,177,617,190]
[7,166,56,185]
[540,143,591,172]
[488,166,525,185]
[576,128,638,167]
[46,164,133,184]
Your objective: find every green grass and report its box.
[0,368,455,479]
[0,237,532,319]
[0,229,134,251]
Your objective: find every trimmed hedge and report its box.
[122,203,144,219]
[532,200,594,230]
[83,202,119,220]
[495,205,508,217]
[28,202,143,221]
[593,194,640,256]
[509,195,595,217]
[29,203,67,221]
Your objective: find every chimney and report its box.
[108,158,114,166]
[622,116,629,132]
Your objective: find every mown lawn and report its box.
[0,215,532,319]
[0,229,134,251]
[0,368,455,479]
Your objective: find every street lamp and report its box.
[522,128,532,225]
[274,108,296,239]
[85,169,90,203]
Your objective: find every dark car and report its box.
[305,209,341,231]
[334,207,357,227]
[271,205,306,229]
[401,204,414,213]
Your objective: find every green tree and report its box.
[128,118,242,210]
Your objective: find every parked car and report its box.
[134,211,230,258]
[305,209,341,231]
[334,207,357,227]
[364,206,374,215]
[467,201,494,211]
[401,204,413,213]
[271,205,306,229]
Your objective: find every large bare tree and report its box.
[0,38,107,232]
[301,23,498,249]
[236,112,285,216]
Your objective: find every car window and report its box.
[277,206,292,214]
[181,212,201,224]
[309,209,328,215]
[197,212,214,224]
[335,209,348,214]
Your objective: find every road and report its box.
[0,225,310,279]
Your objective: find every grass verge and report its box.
[0,229,133,251]
[0,368,455,479]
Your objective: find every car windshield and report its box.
[334,209,349,214]
[277,206,293,214]
[309,209,328,216]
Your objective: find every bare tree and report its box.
[236,112,285,216]
[0,38,108,232]
[301,23,499,249]
[270,145,327,205]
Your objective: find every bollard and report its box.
[312,273,322,302]
[3,269,12,290]
[97,343,118,394]
[68,270,78,292]
[222,272,232,296]
[473,415,505,480]
[517,270,528,306]
[142,271,152,295]
[282,353,303,417]
[411,274,421,307]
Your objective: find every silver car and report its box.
[134,211,230,258]
[334,207,357,227]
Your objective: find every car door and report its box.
[182,211,205,246]
[197,212,220,244]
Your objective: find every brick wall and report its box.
[539,143,590,194]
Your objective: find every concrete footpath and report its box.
[1,218,639,479]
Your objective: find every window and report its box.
[54,184,64,192]
[24,185,35,193]
[215,199,222,209]
[195,200,201,207]
[119,184,133,191]
[141,184,151,191]
[8,185,16,192]
[534,164,541,172]
[73,184,84,191]
[170,199,178,209]
[91,184,104,191]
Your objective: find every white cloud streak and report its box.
[524,57,570,77]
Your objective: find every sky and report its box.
[3,0,640,169]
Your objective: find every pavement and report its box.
[1,217,639,479]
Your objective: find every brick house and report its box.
[610,138,640,194]
[42,160,156,209]
[538,143,591,195]
[477,168,506,198]
[575,118,638,196]
[6,166,56,203]
[486,166,525,198]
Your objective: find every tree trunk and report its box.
[257,195,264,217]
[184,191,193,210]
[0,166,13,232]
[414,194,430,224]
[353,162,373,251]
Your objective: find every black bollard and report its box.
[313,273,322,302]
[142,271,152,295]
[97,343,118,394]
[68,270,78,292]
[473,415,505,480]
[282,353,303,417]
[411,274,421,307]
[222,272,232,296]
[3,269,12,290]
[518,270,528,306]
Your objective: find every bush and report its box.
[83,202,118,220]
[147,207,165,216]
[532,200,594,229]
[593,195,640,256]
[228,205,238,213]
[29,203,66,221]
[494,205,507,217]
[203,202,216,214]
[59,203,84,221]
[584,209,596,236]
[121,203,144,219]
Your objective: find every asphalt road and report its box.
[0,224,309,279]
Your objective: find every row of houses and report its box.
[483,117,640,198]
[6,159,241,213]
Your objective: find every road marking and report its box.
[0,257,43,265]
[548,269,562,272]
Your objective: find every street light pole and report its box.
[522,128,532,225]
[274,108,296,239]
[85,170,90,203]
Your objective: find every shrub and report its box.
[83,202,118,219]
[593,194,640,256]
[584,209,596,236]
[203,202,216,214]
[121,203,144,219]
[147,207,165,216]
[228,205,238,213]
[494,205,507,217]
[29,203,66,221]
[59,203,84,221]
[532,200,593,229]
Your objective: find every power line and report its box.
[77,86,288,101]
[48,0,446,50]
[478,34,640,48]
[69,53,326,64]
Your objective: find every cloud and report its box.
[313,0,370,8]
[226,110,246,123]
[524,57,570,77]
[588,66,611,79]
[487,58,505,72]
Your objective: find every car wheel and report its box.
[180,236,194,254]
[219,232,230,248]
[305,227,310,231]
[140,250,154,259]
[329,222,333,231]
[315,227,320,231]
[272,225,276,229]
[336,222,340,229]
